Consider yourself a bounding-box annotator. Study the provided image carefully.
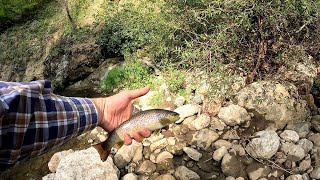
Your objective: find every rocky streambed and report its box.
[41,80,320,180]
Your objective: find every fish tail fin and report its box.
[93,142,111,162]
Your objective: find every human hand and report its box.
[91,86,151,145]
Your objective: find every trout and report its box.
[93,109,180,161]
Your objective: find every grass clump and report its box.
[102,61,157,93]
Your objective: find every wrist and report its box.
[90,98,104,127]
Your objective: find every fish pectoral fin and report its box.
[114,141,124,150]
[93,142,111,162]
[160,118,171,125]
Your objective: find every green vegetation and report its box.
[102,61,157,92]
[150,92,164,107]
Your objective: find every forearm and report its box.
[0,80,98,170]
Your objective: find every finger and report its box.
[127,86,150,100]
[139,128,151,138]
[124,133,132,145]
[133,132,144,142]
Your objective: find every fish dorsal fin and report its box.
[115,141,124,150]
[160,118,171,125]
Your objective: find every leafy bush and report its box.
[102,61,156,92]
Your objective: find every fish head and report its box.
[159,111,180,125]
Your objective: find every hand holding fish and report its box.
[91,86,151,145]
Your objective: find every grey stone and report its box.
[310,167,320,179]
[48,149,74,173]
[210,117,226,131]
[221,153,241,177]
[174,104,200,123]
[191,128,219,150]
[286,174,303,180]
[245,130,280,159]
[155,174,176,180]
[49,147,119,180]
[114,140,141,168]
[174,96,186,107]
[281,142,306,162]
[212,146,228,161]
[191,114,211,130]
[286,122,311,138]
[297,139,313,153]
[150,138,168,152]
[136,160,156,175]
[218,104,251,126]
[121,173,138,180]
[280,130,300,143]
[298,158,311,172]
[231,144,246,156]
[213,140,232,149]
[42,173,55,180]
[183,147,202,161]
[311,115,320,132]
[246,162,271,180]
[174,166,200,180]
[235,81,309,129]
[156,151,173,163]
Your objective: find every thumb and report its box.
[127,86,150,100]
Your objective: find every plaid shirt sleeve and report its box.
[0,80,98,170]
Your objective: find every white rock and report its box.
[48,149,74,173]
[136,160,156,175]
[50,147,119,180]
[297,139,313,153]
[183,147,202,161]
[191,114,211,130]
[154,174,176,180]
[213,140,232,149]
[280,130,299,143]
[192,128,219,150]
[281,142,306,162]
[210,117,226,131]
[114,140,141,168]
[245,130,280,159]
[286,174,304,180]
[174,96,186,107]
[132,143,143,163]
[166,97,172,102]
[156,151,173,163]
[42,173,55,180]
[174,104,200,123]
[225,177,236,180]
[150,138,167,152]
[213,146,228,161]
[218,104,251,126]
[310,167,320,179]
[174,166,200,180]
[98,134,107,142]
[121,173,138,180]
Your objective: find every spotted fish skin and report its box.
[93,109,180,161]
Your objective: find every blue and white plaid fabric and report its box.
[0,80,98,170]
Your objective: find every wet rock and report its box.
[213,140,232,149]
[48,149,74,173]
[286,122,311,138]
[246,162,271,180]
[150,138,168,152]
[183,147,202,161]
[174,166,200,180]
[155,174,176,180]
[245,130,280,159]
[191,128,219,150]
[121,173,138,180]
[298,158,311,172]
[310,167,320,179]
[221,153,241,177]
[235,81,309,129]
[280,130,300,143]
[136,160,156,175]
[210,117,226,131]
[297,139,313,153]
[174,104,200,123]
[191,114,211,130]
[212,146,228,161]
[286,174,303,180]
[114,140,141,168]
[175,96,186,107]
[218,104,251,126]
[49,147,119,180]
[311,115,320,132]
[281,142,306,162]
[156,151,173,163]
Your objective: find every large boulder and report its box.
[235,81,309,129]
[218,104,251,126]
[44,147,119,180]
